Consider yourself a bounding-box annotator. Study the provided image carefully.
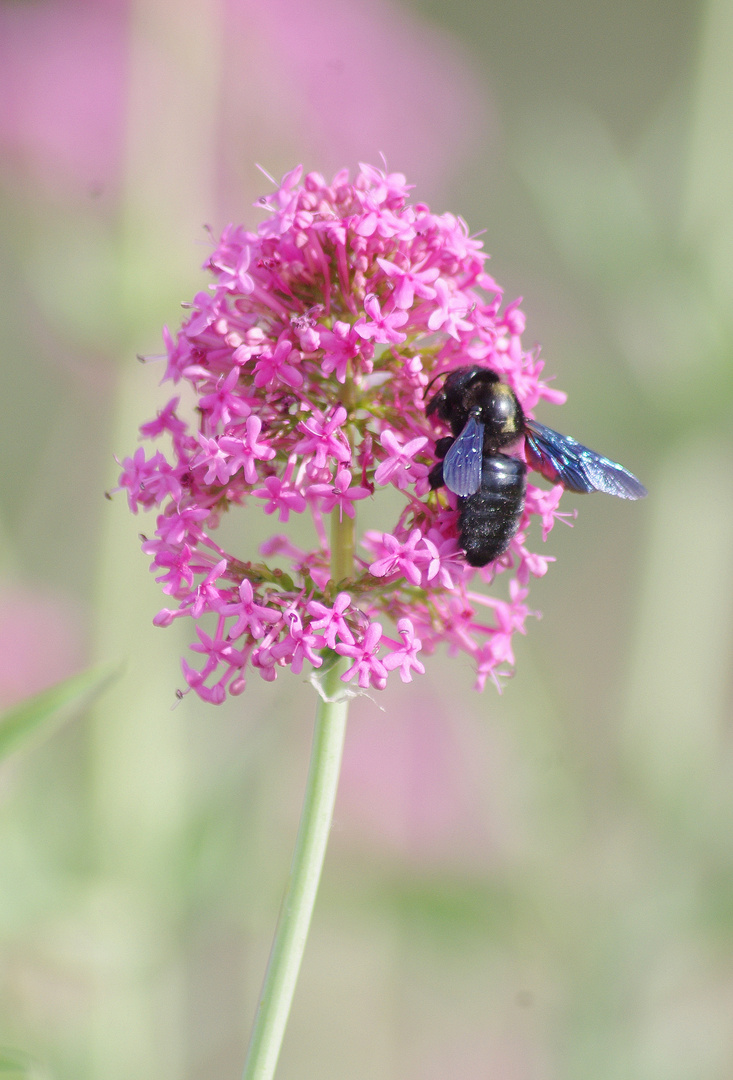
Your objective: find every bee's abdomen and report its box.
[458,455,526,567]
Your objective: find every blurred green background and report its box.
[1,0,732,1077]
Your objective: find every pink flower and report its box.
[252,476,307,521]
[187,559,229,618]
[382,619,426,682]
[354,294,409,344]
[377,256,440,309]
[149,505,210,547]
[427,277,473,340]
[254,337,304,388]
[199,368,253,428]
[219,416,276,484]
[269,609,323,675]
[139,397,188,443]
[184,291,222,338]
[308,469,371,520]
[224,580,281,639]
[115,447,182,511]
[296,406,351,469]
[120,163,570,703]
[192,436,232,487]
[524,483,575,540]
[364,529,427,586]
[373,430,429,490]
[153,543,196,595]
[318,321,367,383]
[336,622,389,690]
[208,228,255,295]
[307,593,355,649]
[420,530,464,590]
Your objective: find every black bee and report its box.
[426,365,647,567]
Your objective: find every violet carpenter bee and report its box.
[426,366,647,567]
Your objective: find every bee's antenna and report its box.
[423,369,449,399]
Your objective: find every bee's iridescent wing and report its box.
[442,415,484,496]
[524,419,647,500]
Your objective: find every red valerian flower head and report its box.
[116,163,569,704]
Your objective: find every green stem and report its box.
[242,500,354,1080]
[241,664,348,1080]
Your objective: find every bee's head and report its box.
[425,365,499,426]
[426,365,523,446]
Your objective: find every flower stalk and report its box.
[241,674,347,1080]
[242,508,353,1080]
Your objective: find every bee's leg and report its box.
[435,436,454,459]
[428,460,445,489]
[429,436,454,489]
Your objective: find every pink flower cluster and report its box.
[117,163,570,704]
